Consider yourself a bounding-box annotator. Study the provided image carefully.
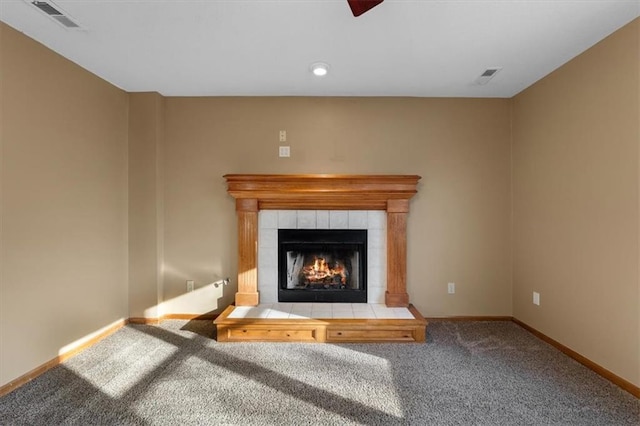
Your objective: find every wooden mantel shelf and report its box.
[224,174,421,308]
[223,174,420,210]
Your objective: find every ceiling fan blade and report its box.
[347,0,384,17]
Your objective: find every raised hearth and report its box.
[214,303,427,343]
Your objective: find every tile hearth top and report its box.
[226,303,415,320]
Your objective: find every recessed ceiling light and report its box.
[310,62,329,77]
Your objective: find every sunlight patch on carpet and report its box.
[66,327,180,398]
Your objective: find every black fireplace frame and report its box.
[278,229,367,303]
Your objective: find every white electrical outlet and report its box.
[187,280,195,292]
[448,282,455,294]
[279,130,287,142]
[279,146,290,157]
[533,291,540,306]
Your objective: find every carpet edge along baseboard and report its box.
[0,318,128,398]
[0,313,217,397]
[512,318,639,398]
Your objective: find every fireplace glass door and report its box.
[278,229,367,303]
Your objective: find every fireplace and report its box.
[223,174,420,307]
[278,229,367,303]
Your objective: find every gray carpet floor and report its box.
[0,320,638,425]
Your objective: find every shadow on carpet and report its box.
[0,320,638,425]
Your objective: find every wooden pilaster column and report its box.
[235,198,259,306]
[386,199,410,307]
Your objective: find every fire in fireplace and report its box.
[278,229,367,303]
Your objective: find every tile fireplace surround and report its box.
[224,174,421,307]
[259,209,385,304]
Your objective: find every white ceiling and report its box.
[1,0,638,97]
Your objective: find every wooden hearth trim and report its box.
[224,174,421,307]
[214,305,427,343]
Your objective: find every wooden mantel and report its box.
[224,174,421,307]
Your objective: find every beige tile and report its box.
[288,312,311,319]
[353,311,376,319]
[370,303,388,311]
[267,310,290,319]
[242,307,271,318]
[329,211,348,229]
[278,210,297,228]
[348,210,368,229]
[372,309,396,319]
[316,210,329,228]
[333,312,354,319]
[227,306,252,319]
[367,211,386,230]
[258,210,278,229]
[272,303,293,313]
[332,304,353,312]
[258,228,278,248]
[351,303,373,310]
[291,303,313,309]
[297,210,317,229]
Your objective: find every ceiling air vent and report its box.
[475,67,502,85]
[30,1,82,29]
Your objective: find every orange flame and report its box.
[302,257,347,284]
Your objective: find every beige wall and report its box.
[162,97,513,317]
[0,23,129,386]
[512,19,640,386]
[128,92,164,318]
